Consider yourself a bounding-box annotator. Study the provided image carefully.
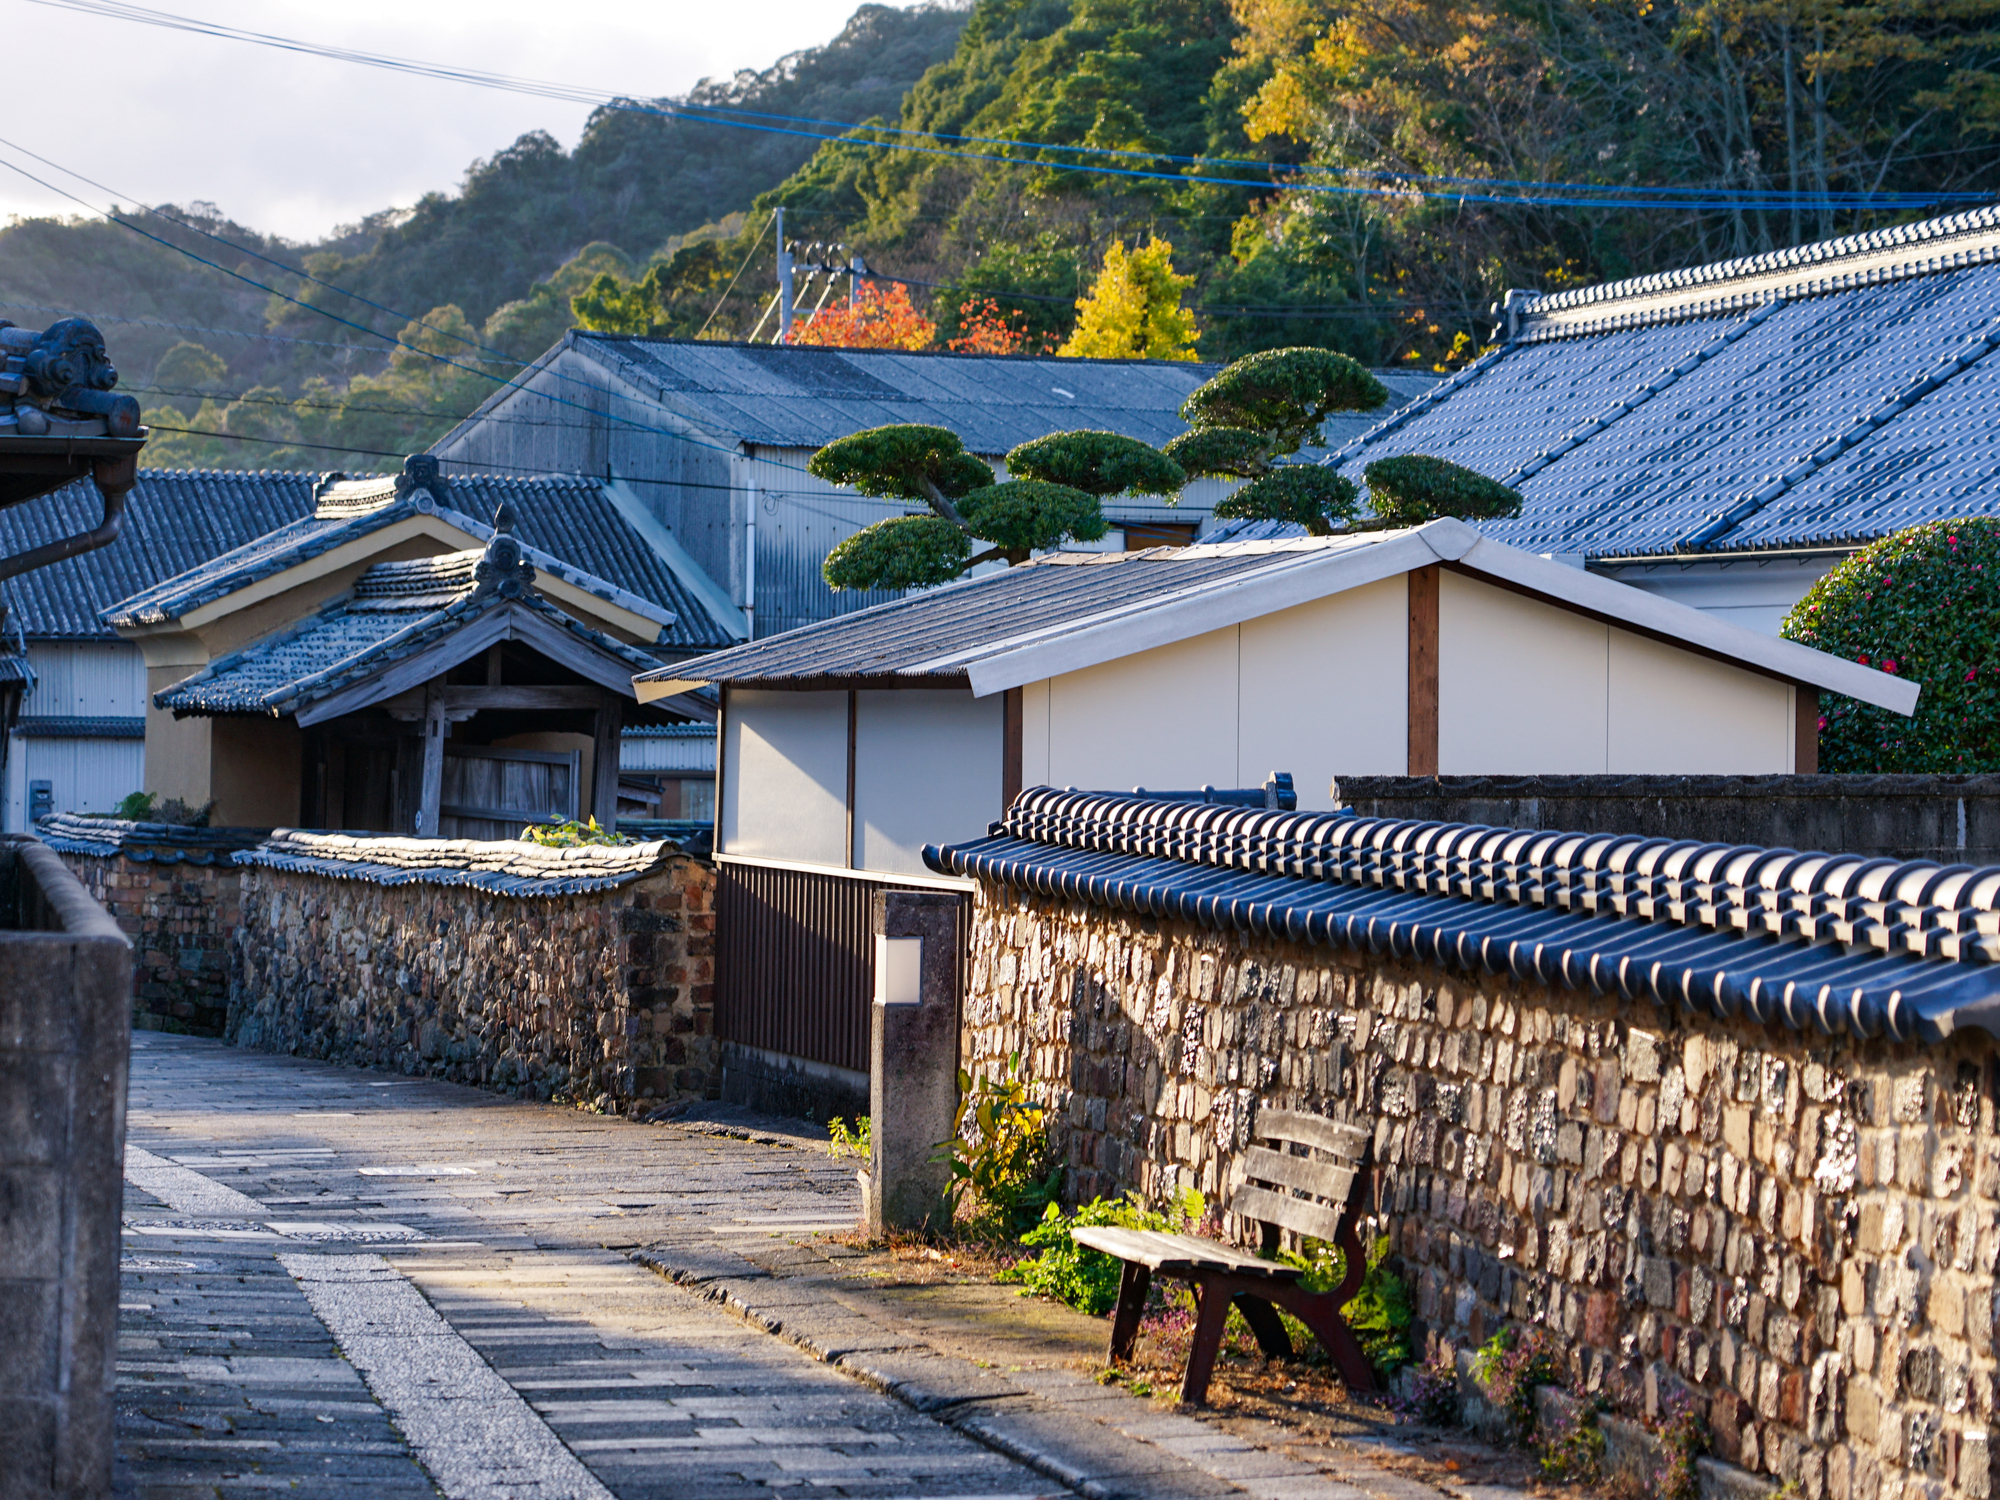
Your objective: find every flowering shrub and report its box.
[1472,1325,1567,1446]
[1782,517,2000,770]
[1654,1390,1708,1500]
[1389,1352,1462,1425]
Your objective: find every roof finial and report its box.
[493,499,517,535]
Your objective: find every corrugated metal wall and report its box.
[3,643,148,830]
[714,856,968,1075]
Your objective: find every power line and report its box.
[27,0,1987,213]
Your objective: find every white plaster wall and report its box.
[1237,578,1408,800]
[853,691,1005,875]
[1043,628,1240,792]
[1606,629,1794,773]
[1440,572,1798,774]
[1439,573,1610,774]
[720,689,848,866]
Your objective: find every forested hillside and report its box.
[3,0,1996,472]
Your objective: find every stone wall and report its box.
[1334,774,2000,866]
[58,850,241,1036]
[227,854,716,1111]
[963,884,2000,1500]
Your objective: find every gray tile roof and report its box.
[3,468,735,647]
[235,828,683,893]
[155,540,664,718]
[1327,204,2000,559]
[1,470,312,640]
[543,337,1439,457]
[929,787,2000,1042]
[35,812,269,865]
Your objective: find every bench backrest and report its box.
[1227,1108,1370,1248]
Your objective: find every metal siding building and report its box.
[431,336,1436,639]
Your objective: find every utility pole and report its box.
[775,207,795,345]
[850,252,866,309]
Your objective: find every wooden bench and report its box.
[1073,1109,1374,1405]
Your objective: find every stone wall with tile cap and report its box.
[962,884,2000,1500]
[225,851,715,1110]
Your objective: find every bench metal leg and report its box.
[1269,1284,1376,1393]
[1107,1260,1152,1363]
[1179,1275,1233,1406]
[1233,1293,1292,1360]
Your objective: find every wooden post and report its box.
[1407,565,1440,777]
[418,680,447,837]
[591,693,623,829]
[1796,687,1819,774]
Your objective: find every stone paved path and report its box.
[117,1034,1497,1500]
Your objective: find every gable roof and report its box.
[1,467,735,647]
[438,335,1440,459]
[635,517,1916,712]
[1328,205,2000,560]
[154,533,664,720]
[97,468,737,650]
[928,787,2000,1042]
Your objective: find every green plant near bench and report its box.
[934,1052,1063,1238]
[1280,1234,1414,1375]
[999,1191,1203,1315]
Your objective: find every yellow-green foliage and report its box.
[1059,240,1199,361]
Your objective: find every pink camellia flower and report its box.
[1883,659,1899,674]
[1818,716,1829,731]
[1969,668,1979,682]
[1858,654,1871,665]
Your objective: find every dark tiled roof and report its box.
[156,539,664,717]
[927,788,2000,1043]
[16,716,144,738]
[1,470,312,640]
[36,812,268,865]
[1327,205,2000,558]
[487,337,1440,457]
[235,828,682,893]
[98,470,737,650]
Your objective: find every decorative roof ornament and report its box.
[1,318,141,439]
[474,526,535,598]
[393,453,453,506]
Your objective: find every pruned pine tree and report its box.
[1166,347,1521,533]
[811,424,1184,590]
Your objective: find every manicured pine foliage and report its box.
[812,423,1184,589]
[1782,518,2000,771]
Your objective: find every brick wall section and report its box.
[964,885,2000,1500]
[57,852,240,1036]
[226,857,716,1109]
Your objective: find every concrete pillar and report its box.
[0,836,132,1499]
[862,890,960,1236]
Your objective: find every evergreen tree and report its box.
[1059,240,1199,360]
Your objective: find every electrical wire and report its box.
[25,0,1985,213]
[693,210,775,340]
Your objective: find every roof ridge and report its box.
[1516,204,2000,338]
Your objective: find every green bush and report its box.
[1006,430,1185,498]
[1473,1325,1567,1446]
[935,1053,1063,1237]
[1363,455,1522,526]
[807,423,994,502]
[1781,517,2000,771]
[1215,466,1362,536]
[1000,1191,1200,1314]
[1338,1236,1416,1374]
[958,481,1106,558]
[521,816,631,847]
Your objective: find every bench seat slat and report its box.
[1072,1226,1300,1279]
[1239,1145,1356,1205]
[1258,1109,1369,1161]
[1229,1182,1349,1246]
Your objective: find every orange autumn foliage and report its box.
[789,282,936,351]
[947,297,1048,355]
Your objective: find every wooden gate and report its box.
[714,855,968,1075]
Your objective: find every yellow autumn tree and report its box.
[1058,239,1198,361]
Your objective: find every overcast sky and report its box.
[0,0,919,242]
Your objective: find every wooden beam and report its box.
[1796,687,1819,775]
[1407,565,1440,777]
[485,644,503,686]
[381,684,609,715]
[1002,687,1022,811]
[418,680,447,837]
[590,692,623,828]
